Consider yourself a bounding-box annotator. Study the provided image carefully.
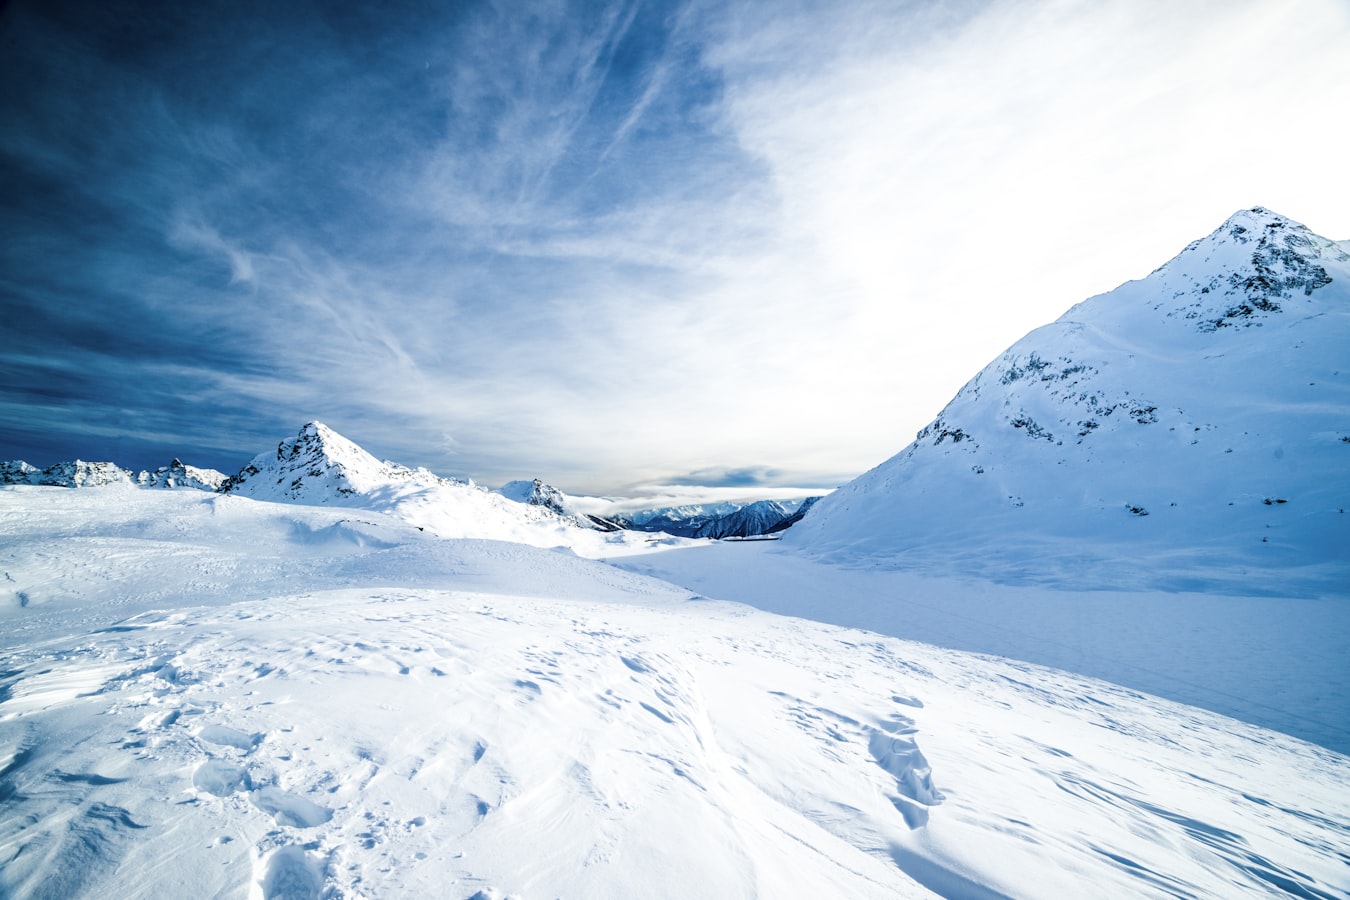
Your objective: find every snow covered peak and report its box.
[213,423,655,552]
[0,460,39,484]
[137,459,227,491]
[496,478,627,532]
[499,478,572,515]
[0,459,135,487]
[219,421,409,503]
[1073,206,1343,335]
[787,209,1350,595]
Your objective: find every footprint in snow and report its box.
[257,844,325,900]
[251,786,334,828]
[197,724,264,752]
[193,759,252,797]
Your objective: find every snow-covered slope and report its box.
[2,486,1347,899]
[788,208,1350,596]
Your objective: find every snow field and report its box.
[2,487,1348,898]
[614,540,1350,754]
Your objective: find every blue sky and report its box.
[3,0,1348,494]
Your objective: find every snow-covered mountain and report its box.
[1,423,668,555]
[0,459,134,487]
[497,478,624,531]
[496,482,822,539]
[219,421,444,503]
[219,422,659,554]
[136,458,227,490]
[0,460,38,483]
[688,499,797,538]
[616,497,818,538]
[2,458,223,491]
[787,208,1350,596]
[621,500,744,529]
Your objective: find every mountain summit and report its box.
[786,208,1350,595]
[219,421,403,502]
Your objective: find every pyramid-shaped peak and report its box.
[221,421,392,502]
[280,421,378,465]
[294,420,356,449]
[1211,206,1309,241]
[1223,205,1289,225]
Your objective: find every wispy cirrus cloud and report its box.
[2,0,1348,492]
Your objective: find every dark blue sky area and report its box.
[0,0,761,483]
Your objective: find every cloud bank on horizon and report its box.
[2,0,1348,493]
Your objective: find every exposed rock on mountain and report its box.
[613,496,821,539]
[1,459,134,487]
[136,459,227,491]
[218,421,443,503]
[498,478,625,531]
[0,460,38,484]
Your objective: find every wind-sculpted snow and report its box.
[2,488,1348,898]
[789,208,1350,596]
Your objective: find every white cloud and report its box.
[625,0,1350,485]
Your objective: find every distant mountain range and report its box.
[785,207,1350,595]
[2,422,813,542]
[495,479,822,539]
[612,497,820,539]
[0,457,225,489]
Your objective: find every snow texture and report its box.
[1,486,1347,899]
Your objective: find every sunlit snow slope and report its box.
[788,208,1350,595]
[3,487,1348,899]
